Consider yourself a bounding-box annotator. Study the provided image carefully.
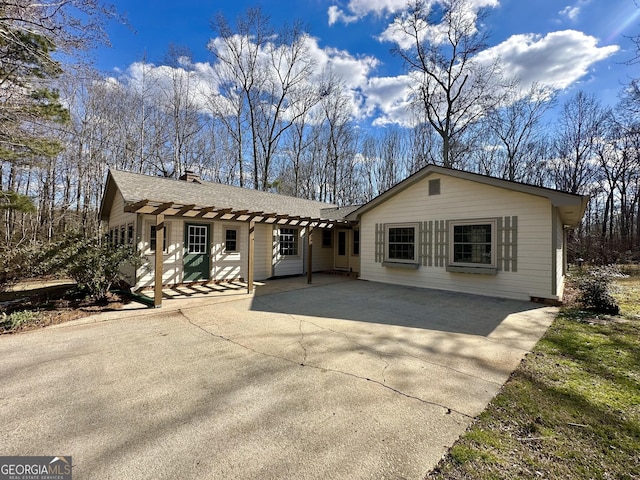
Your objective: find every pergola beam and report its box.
[195,206,217,218]
[124,200,150,213]
[150,203,173,216]
[175,204,196,216]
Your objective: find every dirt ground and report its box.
[0,279,127,333]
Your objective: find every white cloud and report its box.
[476,30,619,92]
[559,6,580,21]
[345,0,415,16]
[114,34,380,121]
[362,75,414,126]
[378,0,499,49]
[327,6,358,26]
[336,0,497,19]
[111,60,220,115]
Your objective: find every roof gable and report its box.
[345,165,589,227]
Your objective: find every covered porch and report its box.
[135,273,356,306]
[125,199,355,308]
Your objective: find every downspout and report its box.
[135,213,143,289]
[551,207,558,297]
[307,226,313,284]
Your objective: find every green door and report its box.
[184,223,210,282]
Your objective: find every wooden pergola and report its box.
[124,199,348,307]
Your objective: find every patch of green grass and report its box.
[427,276,640,480]
[0,310,38,331]
[614,277,640,319]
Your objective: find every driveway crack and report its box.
[297,318,391,383]
[179,309,473,421]
[298,319,308,365]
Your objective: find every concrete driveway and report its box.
[0,276,557,479]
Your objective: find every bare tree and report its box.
[391,0,507,167]
[209,8,321,190]
[551,91,606,194]
[318,74,355,203]
[486,83,555,181]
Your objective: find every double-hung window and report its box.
[224,228,238,253]
[352,229,360,256]
[322,229,332,248]
[449,220,496,268]
[279,228,299,256]
[385,223,417,264]
[150,225,167,253]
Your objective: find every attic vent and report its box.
[428,178,441,196]
[179,171,201,183]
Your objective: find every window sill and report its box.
[382,261,419,270]
[446,265,497,275]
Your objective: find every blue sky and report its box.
[95,0,640,126]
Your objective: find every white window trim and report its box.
[448,218,497,269]
[147,221,170,254]
[223,226,240,253]
[279,227,300,257]
[186,224,209,254]
[384,223,419,265]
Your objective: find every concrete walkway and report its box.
[0,276,557,479]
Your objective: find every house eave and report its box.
[121,198,344,228]
[345,164,590,224]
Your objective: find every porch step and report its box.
[321,270,359,278]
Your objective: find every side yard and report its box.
[428,270,640,479]
[0,280,126,333]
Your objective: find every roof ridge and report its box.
[110,169,337,208]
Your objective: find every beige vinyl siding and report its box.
[137,216,184,288]
[213,221,246,281]
[254,223,274,280]
[349,252,360,274]
[359,174,555,301]
[108,191,136,229]
[273,227,305,276]
[312,228,333,272]
[108,192,136,284]
[135,219,274,288]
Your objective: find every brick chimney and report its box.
[179,170,201,183]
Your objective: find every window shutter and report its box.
[497,216,518,272]
[511,216,518,272]
[434,220,448,267]
[374,223,384,263]
[419,222,425,265]
[497,217,503,270]
[425,221,433,266]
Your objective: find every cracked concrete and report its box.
[0,275,556,479]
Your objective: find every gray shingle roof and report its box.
[105,170,339,220]
[320,205,362,220]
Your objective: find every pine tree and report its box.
[0,4,70,211]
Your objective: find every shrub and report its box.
[0,310,38,332]
[570,265,623,315]
[0,242,47,292]
[41,232,141,300]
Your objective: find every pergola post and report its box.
[247,221,255,293]
[154,214,164,308]
[307,226,313,284]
